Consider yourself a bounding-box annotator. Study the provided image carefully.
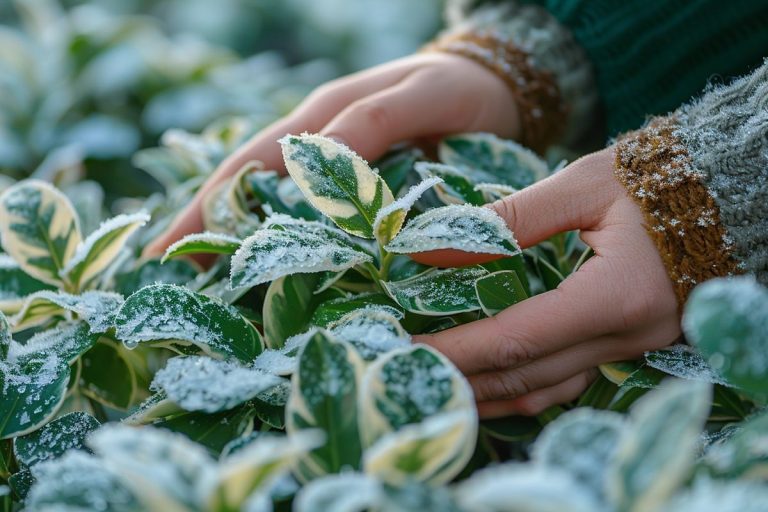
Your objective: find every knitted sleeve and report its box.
[425,1,599,152]
[614,61,768,304]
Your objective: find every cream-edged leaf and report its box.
[414,162,487,206]
[13,411,100,469]
[0,180,81,286]
[328,308,410,361]
[0,254,56,315]
[385,205,520,256]
[373,176,442,245]
[162,231,241,263]
[294,473,383,512]
[10,290,124,333]
[231,228,372,289]
[280,133,394,238]
[383,266,488,316]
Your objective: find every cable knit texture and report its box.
[614,61,768,304]
[434,1,598,148]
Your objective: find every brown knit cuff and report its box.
[423,31,567,153]
[614,116,741,305]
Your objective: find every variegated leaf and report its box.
[202,162,262,237]
[358,344,477,485]
[11,290,124,333]
[475,270,528,316]
[328,308,410,361]
[0,254,56,315]
[439,132,550,189]
[293,473,383,512]
[414,162,486,206]
[231,228,372,289]
[373,176,442,245]
[114,283,263,362]
[0,180,81,286]
[383,266,489,315]
[13,412,100,469]
[162,231,241,262]
[280,134,394,238]
[385,205,520,257]
[286,330,364,481]
[62,212,150,291]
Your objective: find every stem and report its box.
[378,248,395,282]
[87,397,109,423]
[573,246,594,273]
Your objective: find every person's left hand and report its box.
[412,148,681,418]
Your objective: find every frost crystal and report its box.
[328,309,410,360]
[644,344,730,386]
[385,204,520,256]
[383,267,488,315]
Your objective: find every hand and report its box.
[144,52,520,257]
[413,148,680,419]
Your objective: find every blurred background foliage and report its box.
[0,0,441,199]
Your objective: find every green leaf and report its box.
[151,356,283,413]
[383,266,489,316]
[26,452,139,512]
[63,212,150,290]
[328,308,410,361]
[644,344,730,386]
[294,473,383,512]
[310,292,402,328]
[373,176,442,245]
[13,412,100,469]
[0,180,82,286]
[702,409,768,479]
[385,205,520,257]
[115,283,263,362]
[202,163,262,237]
[415,162,486,206]
[474,270,527,316]
[439,132,550,189]
[657,477,768,512]
[10,290,124,333]
[0,255,55,315]
[113,258,199,296]
[683,277,768,398]
[153,407,257,455]
[263,272,345,349]
[359,345,477,485]
[230,227,372,289]
[162,231,240,262]
[532,408,626,502]
[207,431,323,510]
[280,133,394,238]
[286,330,364,481]
[79,337,137,410]
[608,379,711,512]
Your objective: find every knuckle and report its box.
[513,396,547,416]
[348,100,390,131]
[477,371,533,401]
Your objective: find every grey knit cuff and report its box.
[674,60,768,285]
[442,1,599,147]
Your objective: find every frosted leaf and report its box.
[609,379,711,512]
[475,270,527,316]
[27,451,139,512]
[474,182,518,202]
[0,311,10,358]
[220,432,263,460]
[385,205,520,256]
[383,266,488,315]
[657,477,768,512]
[363,410,477,486]
[230,228,372,289]
[202,164,262,237]
[0,255,55,315]
[63,211,150,290]
[683,276,768,397]
[414,162,486,206]
[328,309,411,361]
[13,411,100,468]
[151,356,283,413]
[294,473,383,512]
[162,231,241,262]
[89,424,217,511]
[455,463,600,512]
[280,133,394,238]
[532,408,626,502]
[439,132,550,189]
[11,290,124,333]
[311,292,403,328]
[263,213,374,256]
[701,409,768,479]
[7,321,98,366]
[644,344,730,386]
[114,283,263,363]
[0,180,81,286]
[252,333,309,375]
[123,392,184,426]
[373,176,443,245]
[286,330,364,481]
[208,430,324,510]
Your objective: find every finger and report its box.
[319,68,507,162]
[416,256,626,375]
[477,369,597,419]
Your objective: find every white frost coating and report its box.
[455,463,600,512]
[657,477,768,512]
[63,211,150,288]
[363,410,477,486]
[162,231,241,262]
[644,344,730,386]
[7,321,92,365]
[230,229,372,289]
[151,356,283,413]
[294,473,383,512]
[385,205,520,256]
[373,176,443,241]
[263,213,368,252]
[328,309,410,360]
[474,182,518,201]
[252,330,313,375]
[11,290,124,333]
[89,424,217,511]
[383,267,488,316]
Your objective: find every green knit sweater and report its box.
[446,0,768,137]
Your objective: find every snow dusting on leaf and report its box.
[162,231,241,262]
[373,176,442,245]
[383,266,488,315]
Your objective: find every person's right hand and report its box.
[143,51,522,257]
